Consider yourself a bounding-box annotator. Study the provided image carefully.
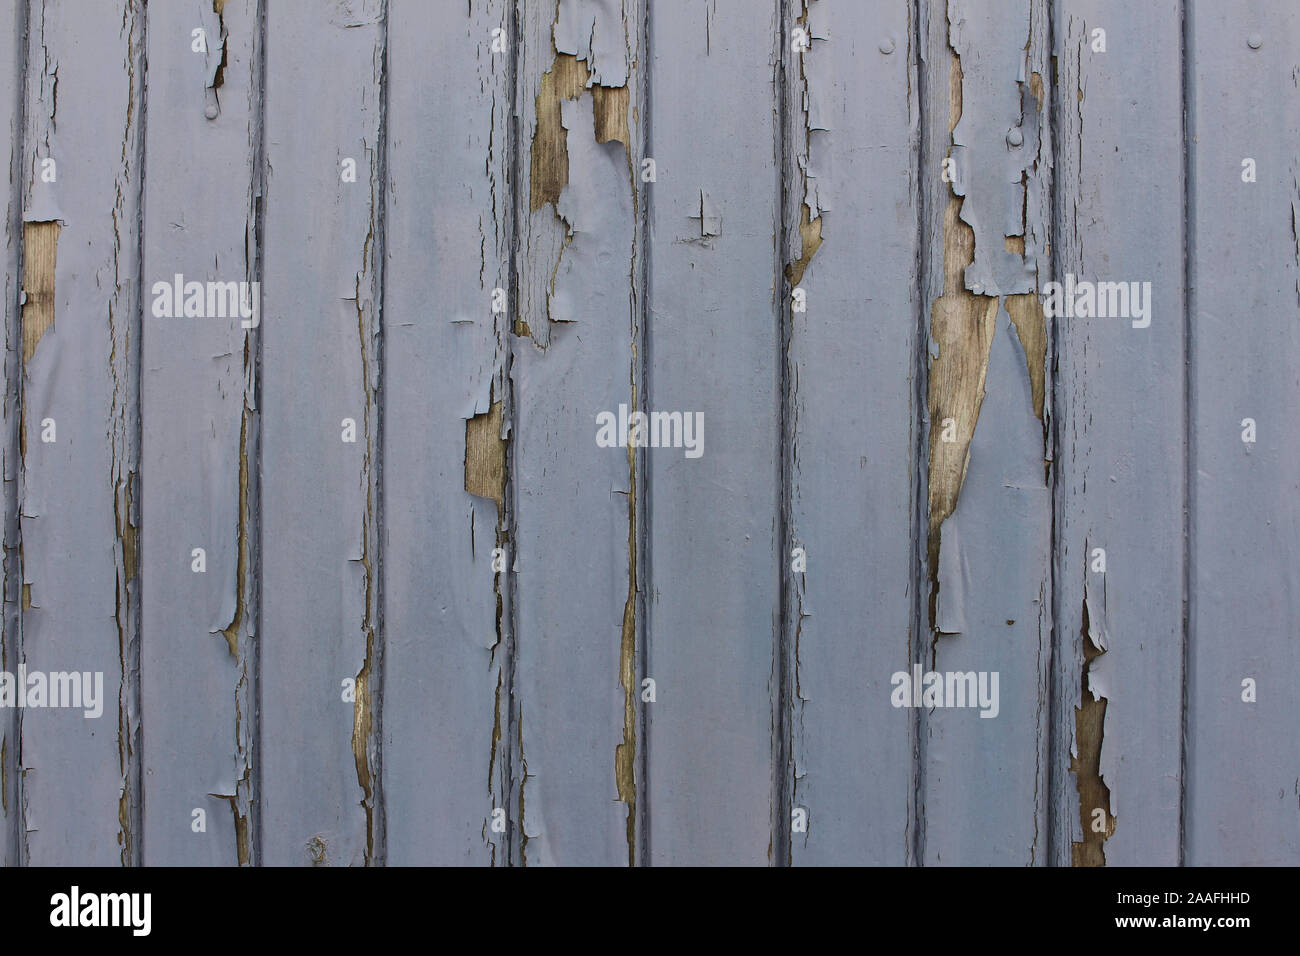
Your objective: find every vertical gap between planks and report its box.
[2,0,30,867]
[1045,0,1062,868]
[1176,0,1194,868]
[634,0,653,868]
[908,0,930,869]
[502,0,522,867]
[126,0,150,868]
[371,0,392,867]
[773,0,793,869]
[249,0,269,868]
[1036,0,1056,869]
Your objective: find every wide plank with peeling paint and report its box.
[508,0,646,867]
[381,0,512,866]
[1052,0,1186,868]
[917,0,1053,866]
[139,0,261,867]
[13,0,144,867]
[258,2,384,867]
[782,0,919,866]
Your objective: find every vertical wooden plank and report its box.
[260,0,384,866]
[139,0,261,866]
[15,0,144,865]
[511,0,644,866]
[1185,0,1300,865]
[0,0,22,867]
[917,0,1053,864]
[781,0,919,865]
[645,0,782,866]
[381,0,512,865]
[1051,0,1185,867]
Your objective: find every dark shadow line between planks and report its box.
[908,0,931,869]
[249,0,269,869]
[370,0,392,868]
[773,0,794,869]
[1044,0,1063,869]
[502,0,522,868]
[126,0,149,869]
[634,0,652,869]
[1176,0,1194,869]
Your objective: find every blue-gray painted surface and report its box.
[259,1,384,866]
[0,0,1294,867]
[512,0,646,866]
[382,0,512,867]
[1052,0,1186,867]
[1184,0,1300,866]
[644,0,783,866]
[15,0,142,866]
[783,0,918,866]
[140,0,260,867]
[918,0,1053,865]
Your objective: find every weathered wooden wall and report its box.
[1,0,1296,866]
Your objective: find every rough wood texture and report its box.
[19,222,54,365]
[0,0,1295,868]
